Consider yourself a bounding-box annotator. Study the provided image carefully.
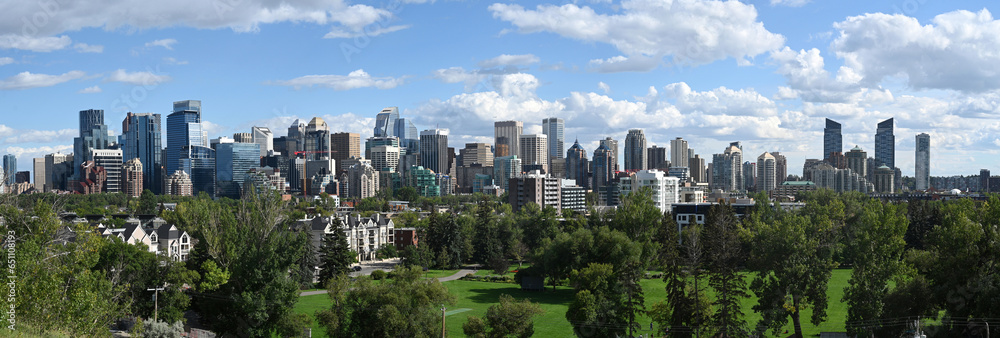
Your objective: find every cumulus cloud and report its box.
[73,43,103,53]
[145,39,177,50]
[598,82,610,94]
[2,128,77,144]
[0,71,86,90]
[272,69,404,90]
[832,9,1000,92]
[0,57,12,66]
[105,69,172,85]
[477,54,540,68]
[489,0,784,69]
[769,47,862,103]
[0,34,71,52]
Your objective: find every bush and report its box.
[141,319,184,338]
[459,274,515,283]
[370,270,387,280]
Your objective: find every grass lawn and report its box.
[422,269,461,279]
[473,264,529,277]
[292,268,854,337]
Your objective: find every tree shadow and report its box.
[463,284,576,306]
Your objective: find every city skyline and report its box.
[2,1,1000,176]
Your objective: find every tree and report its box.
[842,200,909,337]
[473,200,509,274]
[651,212,709,337]
[425,211,466,269]
[703,203,750,337]
[141,319,185,338]
[566,263,627,338]
[136,189,158,215]
[318,214,356,285]
[316,266,456,337]
[463,294,544,338]
[295,230,319,289]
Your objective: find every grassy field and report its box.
[293,268,854,337]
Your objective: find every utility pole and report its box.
[441,305,446,337]
[147,287,165,322]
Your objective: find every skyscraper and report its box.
[542,117,565,161]
[493,155,522,192]
[824,118,842,161]
[180,145,215,197]
[233,133,252,143]
[92,149,123,193]
[374,107,400,138]
[711,144,743,192]
[2,154,15,186]
[33,158,44,192]
[982,169,991,193]
[845,146,867,179]
[494,121,523,158]
[166,100,206,178]
[772,152,788,185]
[44,153,72,191]
[757,152,776,192]
[287,119,306,154]
[122,112,163,194]
[371,145,400,172]
[251,126,273,157]
[73,109,110,179]
[566,140,589,189]
[459,143,494,167]
[600,137,619,172]
[624,129,647,171]
[592,144,614,191]
[419,129,449,174]
[167,170,193,196]
[915,133,930,191]
[304,117,331,161]
[123,158,143,198]
[394,117,420,153]
[875,118,895,169]
[519,134,548,174]
[647,145,668,170]
[216,142,260,199]
[332,132,361,163]
[671,137,689,170]
[689,154,706,183]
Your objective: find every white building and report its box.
[91,149,123,193]
[298,213,395,263]
[519,134,548,174]
[620,169,680,213]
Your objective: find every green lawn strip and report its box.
[473,264,530,277]
[295,293,334,337]
[422,269,461,279]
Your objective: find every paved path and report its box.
[300,267,477,296]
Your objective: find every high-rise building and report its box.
[810,163,874,193]
[394,117,420,153]
[304,117,331,160]
[91,149,123,193]
[459,143,493,167]
[743,161,756,192]
[689,154,706,183]
[845,146,867,179]
[508,170,561,213]
[711,144,743,192]
[566,140,589,189]
[824,118,842,161]
[346,162,379,199]
[371,145,400,172]
[166,100,207,178]
[76,161,106,194]
[982,169,992,193]
[542,117,564,161]
[251,126,274,157]
[772,152,788,185]
[73,109,111,179]
[167,170,193,196]
[915,133,930,191]
[233,133,252,143]
[600,137,619,172]
[875,118,895,169]
[419,129,449,174]
[215,142,261,199]
[495,121,523,158]
[332,132,361,163]
[2,154,16,186]
[365,136,400,161]
[671,137,689,170]
[756,152,777,192]
[374,107,400,138]
[519,134,548,174]
[123,158,143,198]
[33,158,45,192]
[873,165,895,193]
[620,170,680,213]
[624,129,647,171]
[180,145,215,197]
[122,112,163,194]
[287,119,306,154]
[592,144,614,191]
[648,145,668,171]
[493,156,522,192]
[44,153,73,191]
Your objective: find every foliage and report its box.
[462,294,544,338]
[141,319,185,338]
[370,270,387,280]
[703,203,750,337]
[425,211,466,269]
[318,214,356,285]
[565,263,628,338]
[651,212,709,337]
[316,266,456,337]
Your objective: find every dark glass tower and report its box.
[180,145,215,197]
[823,118,842,161]
[73,109,110,179]
[123,112,163,194]
[374,107,399,138]
[166,100,204,178]
[566,140,589,189]
[875,118,895,168]
[216,142,260,199]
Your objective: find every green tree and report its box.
[565,263,627,338]
[318,214,356,285]
[137,189,158,215]
[295,230,319,288]
[651,212,709,337]
[473,200,509,274]
[463,294,544,338]
[703,203,749,337]
[425,211,466,269]
[842,200,909,337]
[316,266,456,337]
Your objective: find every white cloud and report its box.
[105,69,172,85]
[664,83,778,117]
[324,24,409,39]
[145,39,177,50]
[598,81,610,94]
[2,145,74,164]
[0,57,12,66]
[2,128,76,144]
[0,71,86,90]
[588,55,660,73]
[73,43,103,53]
[273,69,404,90]
[489,0,784,69]
[832,9,1000,92]
[0,34,71,52]
[769,47,861,103]
[163,57,188,65]
[770,0,810,7]
[78,86,102,94]
[477,54,540,68]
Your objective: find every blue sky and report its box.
[2,0,1000,177]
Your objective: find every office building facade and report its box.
[624,129,647,171]
[542,117,564,161]
[251,126,273,157]
[216,142,261,199]
[915,133,930,191]
[91,149,123,193]
[599,137,619,172]
[494,121,523,158]
[332,132,361,164]
[122,112,163,194]
[648,145,668,171]
[419,129,449,175]
[824,118,842,161]
[519,134,548,174]
[875,118,895,168]
[2,154,15,186]
[123,158,144,198]
[671,137,689,170]
[566,140,589,189]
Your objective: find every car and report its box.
[352,266,362,272]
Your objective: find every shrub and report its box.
[370,270,387,280]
